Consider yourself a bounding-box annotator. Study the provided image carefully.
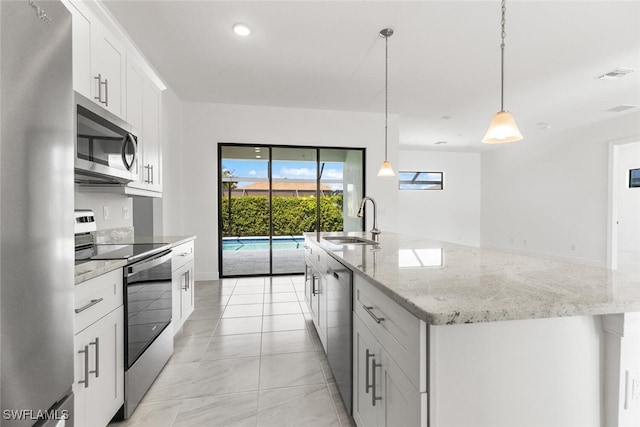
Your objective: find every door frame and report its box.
[217,142,366,278]
[607,136,640,270]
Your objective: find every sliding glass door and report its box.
[218,143,365,277]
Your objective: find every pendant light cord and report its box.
[500,0,506,112]
[384,33,389,160]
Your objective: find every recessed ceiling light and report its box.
[233,23,251,37]
[255,155,262,158]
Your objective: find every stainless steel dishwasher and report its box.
[326,256,353,414]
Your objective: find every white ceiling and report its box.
[103,1,640,152]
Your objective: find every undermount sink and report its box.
[322,236,378,245]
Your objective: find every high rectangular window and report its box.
[630,168,640,188]
[398,171,443,190]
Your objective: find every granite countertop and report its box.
[97,234,196,247]
[75,259,127,284]
[74,235,196,284]
[306,231,640,326]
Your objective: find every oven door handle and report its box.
[127,251,172,277]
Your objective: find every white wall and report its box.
[481,112,640,267]
[75,189,132,230]
[617,142,640,254]
[398,150,481,246]
[155,86,184,236]
[173,102,399,279]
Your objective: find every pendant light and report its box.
[377,28,396,177]
[482,0,523,144]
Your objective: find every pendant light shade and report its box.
[377,160,395,177]
[482,0,523,144]
[482,111,523,143]
[377,28,395,177]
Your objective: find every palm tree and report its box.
[221,167,237,191]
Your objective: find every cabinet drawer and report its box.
[172,240,194,270]
[75,268,123,333]
[354,274,425,391]
[304,239,327,273]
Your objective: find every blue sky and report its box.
[222,159,343,187]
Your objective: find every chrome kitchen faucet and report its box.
[357,196,381,240]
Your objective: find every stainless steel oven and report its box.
[74,92,138,184]
[74,211,173,419]
[122,249,173,417]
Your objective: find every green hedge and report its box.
[221,195,343,237]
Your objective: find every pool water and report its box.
[222,237,304,251]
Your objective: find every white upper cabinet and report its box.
[91,25,125,117]
[126,58,144,181]
[66,0,125,118]
[65,0,165,197]
[126,56,163,195]
[67,1,92,98]
[142,80,162,193]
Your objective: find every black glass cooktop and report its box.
[75,243,170,263]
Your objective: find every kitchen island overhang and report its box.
[305,231,640,427]
[307,231,640,326]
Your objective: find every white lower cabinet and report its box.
[304,239,328,351]
[74,305,124,427]
[172,240,195,335]
[353,315,421,427]
[172,261,195,334]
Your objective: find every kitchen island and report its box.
[305,231,640,427]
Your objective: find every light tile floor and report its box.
[109,275,354,427]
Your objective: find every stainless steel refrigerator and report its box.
[1,1,74,426]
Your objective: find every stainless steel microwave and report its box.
[74,92,138,184]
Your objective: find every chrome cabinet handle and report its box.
[182,270,190,291]
[103,78,108,106]
[78,345,90,388]
[94,73,103,103]
[143,165,151,183]
[75,298,104,314]
[89,337,99,378]
[363,305,385,324]
[312,275,319,296]
[149,165,154,184]
[365,349,375,394]
[371,358,382,406]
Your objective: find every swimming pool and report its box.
[222,237,304,251]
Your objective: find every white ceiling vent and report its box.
[597,68,635,80]
[607,105,637,113]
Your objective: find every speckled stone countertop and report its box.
[306,231,640,325]
[97,234,196,247]
[74,259,127,284]
[74,235,196,284]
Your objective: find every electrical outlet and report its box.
[122,206,130,220]
[625,371,640,409]
[103,206,110,221]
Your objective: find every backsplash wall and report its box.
[74,187,133,230]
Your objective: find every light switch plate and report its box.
[103,206,110,221]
